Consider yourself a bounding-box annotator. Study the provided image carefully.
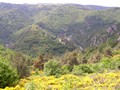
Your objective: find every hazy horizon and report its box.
[0,0,120,7]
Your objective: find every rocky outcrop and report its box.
[117,37,120,42]
[91,34,107,46]
[106,24,118,34]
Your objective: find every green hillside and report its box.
[11,24,74,56]
[0,3,119,57]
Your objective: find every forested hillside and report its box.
[0,3,119,57]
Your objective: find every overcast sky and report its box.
[0,0,120,7]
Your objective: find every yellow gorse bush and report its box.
[0,71,120,90]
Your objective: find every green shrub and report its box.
[0,46,31,78]
[0,60,19,88]
[60,50,78,67]
[44,59,62,77]
[72,64,94,75]
[93,57,120,72]
[10,53,32,78]
[61,65,71,74]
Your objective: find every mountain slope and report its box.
[0,3,119,57]
[10,24,74,56]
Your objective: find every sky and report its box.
[0,0,120,7]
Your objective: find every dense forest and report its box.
[0,3,120,90]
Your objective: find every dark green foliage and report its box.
[91,55,120,72]
[107,36,118,48]
[60,50,78,67]
[33,53,53,70]
[104,48,113,57]
[0,58,18,88]
[44,59,62,77]
[102,57,119,69]
[72,54,120,75]
[61,65,72,74]
[72,64,94,75]
[10,53,32,78]
[0,45,32,78]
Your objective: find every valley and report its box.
[0,3,119,90]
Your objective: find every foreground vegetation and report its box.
[0,44,119,90]
[0,71,120,90]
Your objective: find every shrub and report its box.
[104,49,113,57]
[93,56,120,72]
[33,54,48,70]
[0,60,19,88]
[60,50,78,68]
[44,59,62,77]
[61,65,71,74]
[90,51,102,63]
[72,64,94,75]
[11,53,32,78]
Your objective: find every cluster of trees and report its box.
[0,45,32,88]
[32,49,117,78]
[33,39,120,77]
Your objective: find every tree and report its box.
[0,59,18,88]
[11,53,32,78]
[34,54,48,70]
[61,50,79,66]
[44,59,62,77]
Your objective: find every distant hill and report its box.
[85,5,111,10]
[0,3,119,57]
